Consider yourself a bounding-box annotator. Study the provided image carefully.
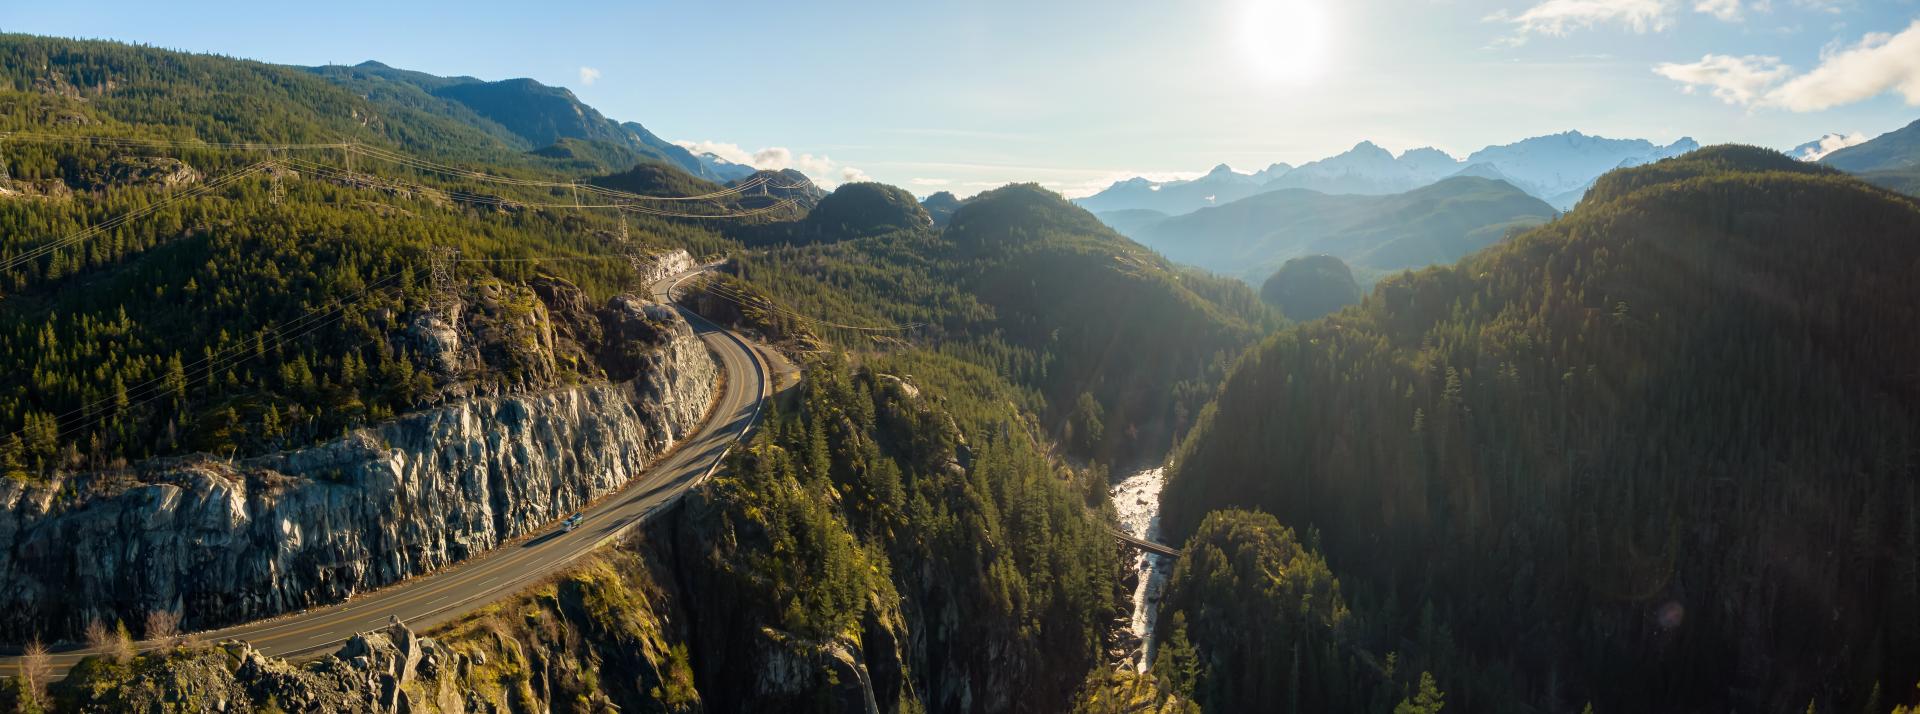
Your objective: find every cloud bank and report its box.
[1794,132,1870,160]
[675,140,871,187]
[1494,0,1772,39]
[1505,0,1675,36]
[1656,20,1920,111]
[577,67,601,86]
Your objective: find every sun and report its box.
[1237,0,1332,83]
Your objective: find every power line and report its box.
[43,272,408,446]
[0,160,275,274]
[694,277,921,332]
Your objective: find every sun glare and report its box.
[1237,0,1331,83]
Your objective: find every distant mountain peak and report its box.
[1349,140,1391,156]
[1206,163,1237,177]
[1400,147,1456,161]
[354,60,391,69]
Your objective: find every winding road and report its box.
[0,266,769,679]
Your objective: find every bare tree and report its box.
[86,617,134,663]
[83,617,112,652]
[144,609,181,647]
[19,638,51,707]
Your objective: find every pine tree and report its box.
[1394,672,1445,714]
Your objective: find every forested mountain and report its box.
[1822,118,1920,197]
[1259,254,1361,321]
[1160,146,1920,712]
[800,181,930,237]
[305,60,737,182]
[0,36,768,473]
[1821,118,1920,173]
[0,35,1166,714]
[716,183,1277,467]
[921,190,962,227]
[1117,176,1555,284]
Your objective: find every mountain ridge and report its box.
[1077,130,1697,216]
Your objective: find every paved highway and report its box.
[0,266,767,678]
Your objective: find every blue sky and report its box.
[4,0,1918,196]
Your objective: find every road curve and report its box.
[1,266,767,679]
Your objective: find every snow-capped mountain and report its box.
[1079,130,1699,217]
[1464,131,1697,207]
[1074,163,1266,215]
[691,151,759,182]
[1250,162,1294,182]
[1790,132,1871,162]
[1263,141,1460,196]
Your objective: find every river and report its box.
[1110,466,1175,672]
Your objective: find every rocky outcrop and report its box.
[0,291,717,642]
[52,535,705,713]
[636,249,697,287]
[80,156,202,191]
[57,623,494,713]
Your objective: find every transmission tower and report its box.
[428,246,459,313]
[269,162,287,205]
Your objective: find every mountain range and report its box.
[1108,176,1557,284]
[1817,118,1920,196]
[1077,131,1700,216]
[308,61,759,184]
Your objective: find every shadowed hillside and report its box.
[1162,146,1920,713]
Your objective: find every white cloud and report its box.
[1654,54,1791,104]
[1767,21,1920,111]
[1654,20,1920,112]
[1504,0,1675,36]
[672,140,871,189]
[578,66,601,86]
[1694,0,1741,20]
[676,140,754,165]
[1794,132,1870,160]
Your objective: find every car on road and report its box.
[560,513,585,533]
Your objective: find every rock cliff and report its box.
[0,284,717,642]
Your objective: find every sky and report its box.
[3,0,1919,197]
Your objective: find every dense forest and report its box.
[0,36,785,475]
[0,34,1156,714]
[1161,146,1920,712]
[718,183,1279,466]
[1260,254,1362,321]
[687,350,1122,712]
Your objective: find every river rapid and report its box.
[1110,466,1175,672]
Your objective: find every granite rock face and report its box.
[0,287,717,642]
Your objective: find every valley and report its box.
[1,9,1920,713]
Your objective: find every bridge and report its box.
[1111,528,1182,558]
